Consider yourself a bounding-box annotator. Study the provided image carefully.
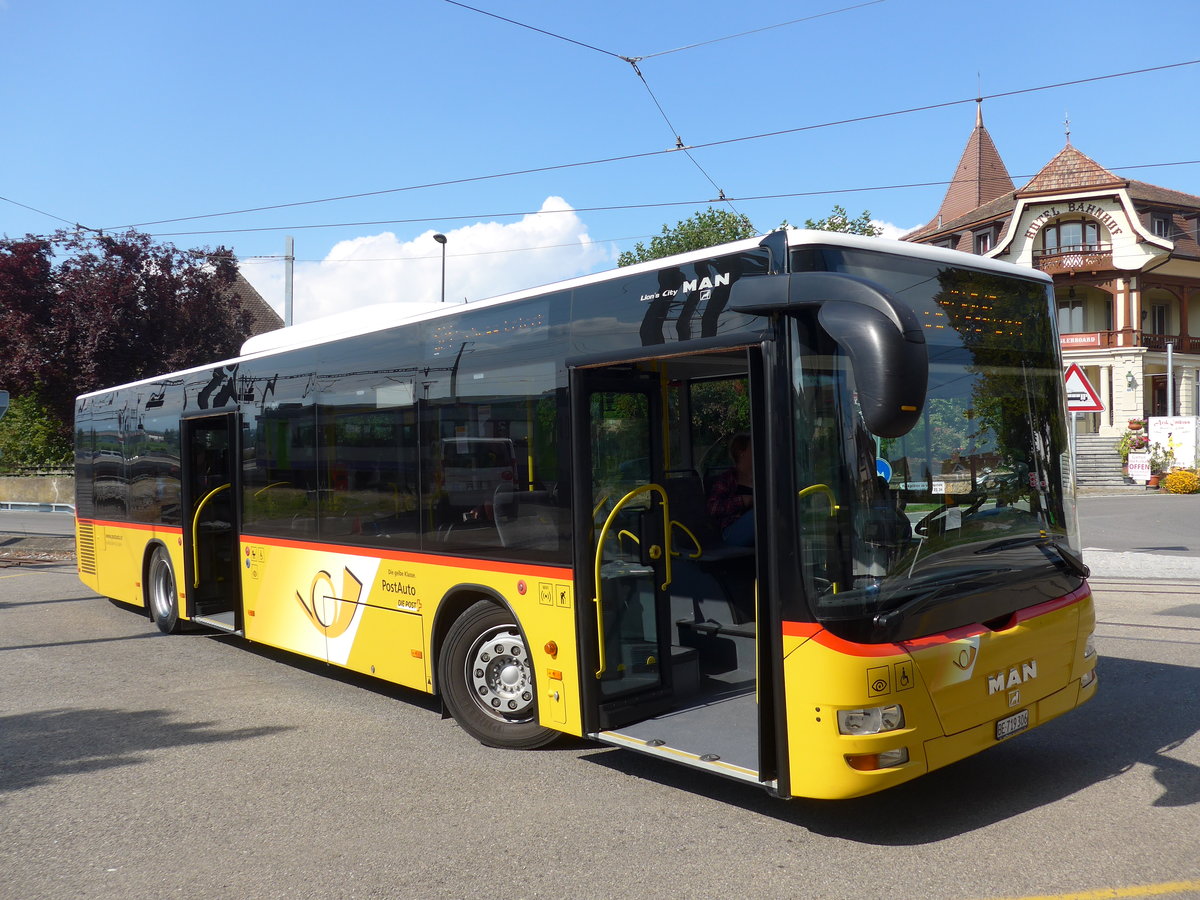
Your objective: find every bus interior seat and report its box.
[661,470,756,628]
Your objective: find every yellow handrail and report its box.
[798,483,839,515]
[191,483,231,588]
[592,483,671,678]
[669,520,702,559]
[617,529,640,549]
[798,483,839,594]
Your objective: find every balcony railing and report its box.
[1033,243,1113,274]
[1140,332,1200,352]
[1059,330,1200,353]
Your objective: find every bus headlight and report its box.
[837,705,905,735]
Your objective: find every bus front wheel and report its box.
[439,600,558,750]
[147,546,183,634]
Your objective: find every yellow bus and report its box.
[75,229,1096,799]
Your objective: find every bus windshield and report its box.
[791,249,1081,641]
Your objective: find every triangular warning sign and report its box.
[1063,363,1104,412]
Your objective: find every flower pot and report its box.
[1147,474,1161,488]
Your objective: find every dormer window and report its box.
[974,231,993,254]
[1152,213,1172,238]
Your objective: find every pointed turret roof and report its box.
[930,103,1014,225]
[1016,144,1126,197]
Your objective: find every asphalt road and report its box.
[1,559,1198,900]
[1079,493,1200,579]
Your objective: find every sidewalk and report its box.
[0,531,76,562]
[1083,548,1200,582]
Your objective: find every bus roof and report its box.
[78,229,1050,400]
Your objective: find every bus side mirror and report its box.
[729,272,928,438]
[816,301,926,438]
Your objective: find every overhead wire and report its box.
[0,195,95,232]
[236,233,660,265]
[145,159,1200,239]
[436,0,860,227]
[633,0,887,61]
[101,57,1200,234]
[15,154,1200,249]
[626,59,745,219]
[438,0,628,62]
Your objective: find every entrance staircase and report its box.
[1073,432,1126,487]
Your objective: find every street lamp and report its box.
[433,233,447,303]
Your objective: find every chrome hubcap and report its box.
[466,626,534,722]
[151,557,174,619]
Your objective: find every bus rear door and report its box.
[181,412,242,633]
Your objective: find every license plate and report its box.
[996,709,1029,740]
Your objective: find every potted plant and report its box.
[1116,427,1150,473]
[1148,442,1175,487]
[1128,418,1146,431]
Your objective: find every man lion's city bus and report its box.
[74,229,1096,800]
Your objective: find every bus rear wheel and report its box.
[439,600,558,750]
[147,546,183,634]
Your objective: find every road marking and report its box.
[984,880,1200,899]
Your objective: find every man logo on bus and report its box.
[988,660,1038,695]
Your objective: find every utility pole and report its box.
[1167,339,1175,416]
[284,236,295,327]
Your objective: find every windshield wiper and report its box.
[871,567,1017,630]
[1041,540,1090,579]
[975,534,1090,579]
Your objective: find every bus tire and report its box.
[147,546,183,634]
[438,600,558,750]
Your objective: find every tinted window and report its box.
[90,404,127,520]
[315,328,424,548]
[73,409,95,519]
[129,384,184,526]
[241,350,319,539]
[418,300,571,562]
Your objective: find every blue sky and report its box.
[3,1,1199,323]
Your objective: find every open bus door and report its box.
[181,412,242,633]
[570,346,786,793]
[570,366,676,729]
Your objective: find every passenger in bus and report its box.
[706,432,754,546]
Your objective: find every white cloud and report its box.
[240,197,614,325]
[871,219,923,240]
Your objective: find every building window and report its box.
[1150,304,1169,335]
[1152,214,1172,238]
[1057,291,1084,334]
[1043,219,1100,253]
[974,231,993,254]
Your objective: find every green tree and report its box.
[618,206,757,267]
[803,204,882,236]
[0,393,72,471]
